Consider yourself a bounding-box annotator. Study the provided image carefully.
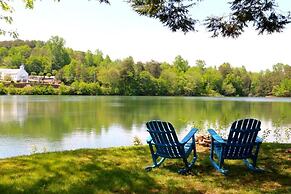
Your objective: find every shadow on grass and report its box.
[0,151,160,194]
[0,147,203,194]
[76,164,160,193]
[152,144,291,193]
[0,144,290,193]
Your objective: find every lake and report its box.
[0,95,290,158]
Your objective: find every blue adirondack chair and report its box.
[208,118,263,174]
[145,120,198,174]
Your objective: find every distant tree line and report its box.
[0,37,290,97]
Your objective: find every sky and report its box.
[1,0,291,72]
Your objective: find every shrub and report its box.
[59,83,72,95]
[0,83,7,95]
[273,79,291,97]
[22,85,34,95]
[133,136,143,146]
[7,85,17,95]
[31,85,57,95]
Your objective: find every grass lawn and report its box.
[0,143,290,194]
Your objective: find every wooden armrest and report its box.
[146,136,153,143]
[181,128,198,144]
[208,129,226,144]
[255,136,263,143]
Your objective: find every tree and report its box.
[272,79,291,97]
[98,66,120,94]
[0,47,8,61]
[100,55,111,66]
[118,57,137,95]
[136,71,158,95]
[93,49,104,66]
[84,50,95,67]
[271,63,291,85]
[173,55,189,73]
[218,63,232,78]
[81,66,97,83]
[144,60,161,78]
[205,0,291,37]
[253,70,273,96]
[159,68,178,95]
[0,47,8,60]
[46,36,71,71]
[129,0,291,36]
[67,49,85,64]
[58,60,77,84]
[195,60,206,72]
[184,66,204,95]
[222,78,236,96]
[203,67,222,94]
[0,0,33,38]
[3,54,23,68]
[1,0,290,38]
[8,45,31,58]
[26,56,48,74]
[2,45,31,68]
[1,38,290,97]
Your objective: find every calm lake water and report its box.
[0,96,290,158]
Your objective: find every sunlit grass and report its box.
[0,143,290,193]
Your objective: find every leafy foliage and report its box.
[205,0,291,37]
[0,0,34,38]
[0,38,290,97]
[129,0,291,36]
[0,0,290,38]
[129,0,199,33]
[47,36,71,70]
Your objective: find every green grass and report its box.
[0,143,290,194]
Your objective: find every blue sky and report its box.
[1,0,291,71]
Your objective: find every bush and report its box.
[59,83,72,95]
[273,79,291,97]
[0,83,7,95]
[7,85,19,95]
[22,85,34,95]
[100,86,111,95]
[70,81,79,94]
[31,85,57,95]
[69,81,101,95]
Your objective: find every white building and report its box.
[0,65,29,82]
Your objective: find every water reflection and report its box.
[0,96,29,124]
[0,96,290,158]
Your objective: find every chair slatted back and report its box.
[146,120,182,158]
[224,118,261,159]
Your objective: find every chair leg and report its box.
[243,158,263,172]
[244,144,263,172]
[244,143,263,172]
[193,142,197,159]
[190,144,198,168]
[178,157,191,174]
[188,143,198,168]
[178,146,198,174]
[210,138,214,160]
[145,143,166,172]
[209,140,227,174]
[219,158,224,169]
[145,156,166,171]
[209,156,228,175]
